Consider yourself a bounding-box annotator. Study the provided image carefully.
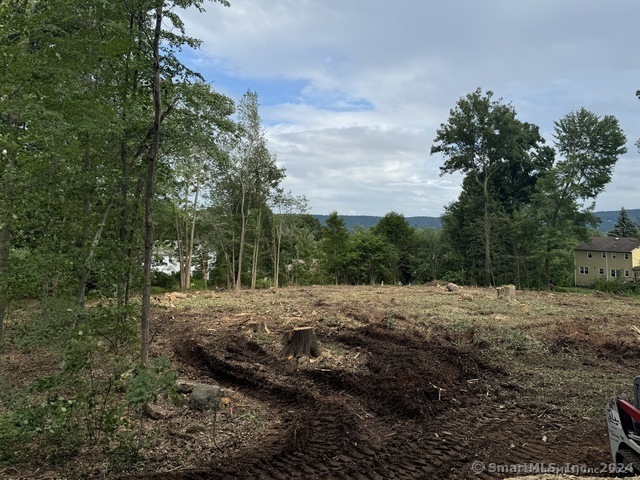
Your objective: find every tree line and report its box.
[0,1,635,356]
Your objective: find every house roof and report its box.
[575,237,640,253]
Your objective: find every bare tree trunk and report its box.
[76,196,114,310]
[176,212,186,288]
[274,218,283,288]
[251,206,262,289]
[482,174,494,287]
[140,3,163,366]
[235,187,247,291]
[185,176,200,290]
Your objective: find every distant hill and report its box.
[312,209,640,232]
[312,215,441,230]
[595,209,640,233]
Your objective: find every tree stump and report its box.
[282,327,319,360]
[496,284,516,301]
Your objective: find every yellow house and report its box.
[574,237,640,286]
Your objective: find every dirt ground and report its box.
[4,284,640,479]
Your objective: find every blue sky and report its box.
[178,0,640,217]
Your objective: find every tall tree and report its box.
[533,107,627,287]
[346,228,396,285]
[372,212,417,284]
[321,212,349,285]
[431,88,549,286]
[130,0,230,364]
[270,193,308,288]
[608,207,639,238]
[213,90,284,291]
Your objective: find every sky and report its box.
[178,0,640,217]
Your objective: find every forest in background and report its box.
[0,0,637,334]
[1,0,639,475]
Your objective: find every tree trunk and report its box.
[185,176,200,290]
[282,327,319,359]
[251,206,262,289]
[235,186,247,291]
[274,217,283,288]
[140,3,163,366]
[482,173,494,287]
[76,196,114,310]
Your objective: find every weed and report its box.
[506,329,529,354]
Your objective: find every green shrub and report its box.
[13,298,77,352]
[594,278,640,296]
[1,302,178,474]
[152,270,179,291]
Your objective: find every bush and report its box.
[13,298,77,352]
[152,270,179,291]
[1,302,178,474]
[594,278,640,296]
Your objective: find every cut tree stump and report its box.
[496,284,516,301]
[282,326,319,360]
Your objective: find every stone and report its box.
[446,282,459,292]
[176,379,199,394]
[145,403,171,420]
[189,384,222,411]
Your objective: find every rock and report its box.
[189,384,222,411]
[185,424,207,434]
[176,379,199,394]
[446,282,459,292]
[145,403,172,420]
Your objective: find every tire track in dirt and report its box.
[125,325,613,479]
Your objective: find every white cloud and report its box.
[180,0,640,216]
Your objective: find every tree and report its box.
[431,88,550,286]
[209,90,284,291]
[608,207,639,238]
[372,212,417,284]
[270,194,308,288]
[162,83,235,290]
[346,228,396,285]
[321,212,349,284]
[533,107,627,287]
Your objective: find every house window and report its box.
[599,268,605,275]
[587,251,593,258]
[611,269,618,278]
[625,253,630,260]
[602,252,607,258]
[612,253,617,259]
[625,270,630,277]
[579,266,589,274]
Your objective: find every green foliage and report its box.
[124,357,178,409]
[321,212,350,284]
[0,396,83,466]
[152,270,179,291]
[506,329,530,355]
[372,212,418,284]
[432,90,627,289]
[0,302,178,472]
[594,278,640,296]
[345,227,397,285]
[12,298,76,352]
[608,207,639,238]
[431,88,553,286]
